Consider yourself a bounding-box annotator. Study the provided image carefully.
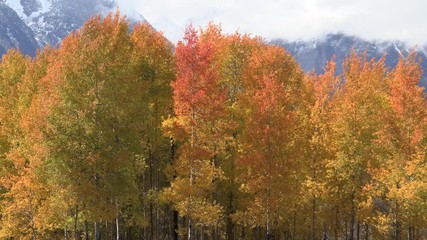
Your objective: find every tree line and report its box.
[0,12,426,240]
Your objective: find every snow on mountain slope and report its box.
[1,0,426,90]
[273,33,427,87]
[0,2,38,56]
[3,0,144,48]
[4,0,24,17]
[38,0,51,13]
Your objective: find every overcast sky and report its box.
[118,0,427,45]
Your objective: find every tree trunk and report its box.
[408,226,414,240]
[173,210,179,240]
[226,190,234,240]
[150,201,154,239]
[188,217,192,240]
[345,220,348,240]
[95,222,101,240]
[201,226,205,240]
[74,205,80,240]
[226,213,234,240]
[241,226,245,240]
[364,223,369,240]
[126,226,132,240]
[111,221,115,240]
[393,200,399,240]
[350,193,356,240]
[116,217,120,240]
[312,149,318,240]
[335,206,339,240]
[84,221,89,240]
[323,223,327,240]
[65,225,69,240]
[148,137,154,240]
[415,228,419,240]
[356,221,360,240]
[211,226,216,240]
[312,197,317,240]
[31,218,37,240]
[266,193,271,240]
[266,229,272,240]
[292,211,296,240]
[170,138,179,240]
[226,152,235,240]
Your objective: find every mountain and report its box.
[273,33,427,87]
[0,2,38,56]
[1,1,426,89]
[1,0,143,56]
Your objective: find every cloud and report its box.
[117,0,427,45]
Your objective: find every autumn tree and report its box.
[0,43,58,239]
[233,44,305,239]
[327,52,388,239]
[214,31,262,240]
[129,20,175,239]
[0,13,426,240]
[0,49,38,239]
[372,52,427,239]
[163,24,227,239]
[302,59,341,239]
[39,12,159,239]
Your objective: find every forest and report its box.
[0,11,426,240]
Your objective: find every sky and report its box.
[118,0,427,45]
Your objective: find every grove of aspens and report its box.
[0,12,426,240]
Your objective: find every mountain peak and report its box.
[1,0,144,54]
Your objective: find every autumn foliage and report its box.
[0,12,426,240]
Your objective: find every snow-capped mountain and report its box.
[0,2,38,56]
[1,0,426,89]
[273,33,427,87]
[0,0,143,56]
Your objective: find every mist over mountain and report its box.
[273,33,427,87]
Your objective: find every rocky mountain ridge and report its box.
[0,2,38,56]
[0,1,426,88]
[0,0,143,56]
[273,33,427,87]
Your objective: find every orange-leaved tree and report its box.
[233,44,305,239]
[162,24,227,239]
[373,52,427,239]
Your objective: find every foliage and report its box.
[0,15,426,240]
